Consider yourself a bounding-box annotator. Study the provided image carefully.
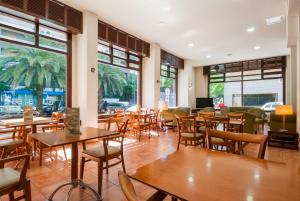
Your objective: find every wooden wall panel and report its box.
[0,0,82,34]
[27,0,46,17]
[98,20,150,57]
[161,49,184,69]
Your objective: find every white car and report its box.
[260,102,282,112]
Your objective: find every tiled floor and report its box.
[1,128,300,201]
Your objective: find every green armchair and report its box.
[160,107,190,130]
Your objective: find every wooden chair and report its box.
[140,108,148,115]
[0,154,31,201]
[34,113,67,166]
[0,128,31,159]
[227,113,244,133]
[128,112,151,141]
[80,118,129,194]
[207,129,269,159]
[149,111,159,134]
[197,111,215,118]
[175,115,205,150]
[118,171,167,201]
[115,109,126,118]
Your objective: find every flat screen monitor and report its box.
[196,98,214,108]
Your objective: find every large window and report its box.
[98,41,141,113]
[0,10,69,119]
[160,65,177,107]
[207,57,285,108]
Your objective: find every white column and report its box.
[286,47,297,109]
[72,11,98,127]
[142,43,161,108]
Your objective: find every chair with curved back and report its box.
[175,115,205,150]
[118,171,167,201]
[80,118,129,194]
[128,112,151,141]
[207,129,268,159]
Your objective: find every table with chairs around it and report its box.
[1,109,299,201]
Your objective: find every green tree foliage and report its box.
[0,46,66,113]
[98,63,127,104]
[209,83,224,98]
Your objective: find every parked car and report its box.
[0,105,24,120]
[261,102,282,112]
[43,100,65,116]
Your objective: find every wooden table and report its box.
[130,147,300,201]
[30,127,118,201]
[0,117,54,133]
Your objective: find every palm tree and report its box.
[0,46,66,113]
[98,63,127,110]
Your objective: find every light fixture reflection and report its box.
[187,176,194,183]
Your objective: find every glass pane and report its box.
[129,54,140,62]
[210,73,223,78]
[224,82,242,106]
[160,76,176,107]
[226,72,241,76]
[39,25,67,41]
[0,13,35,32]
[98,44,110,54]
[209,83,224,108]
[226,77,242,82]
[129,63,139,69]
[161,65,168,71]
[113,57,126,67]
[161,71,168,77]
[170,67,176,73]
[39,37,67,52]
[263,74,282,79]
[210,78,224,82]
[243,79,283,108]
[98,53,110,62]
[170,73,176,78]
[264,68,282,73]
[0,26,35,44]
[243,70,261,75]
[0,41,66,118]
[243,75,261,80]
[98,63,139,113]
[113,48,126,59]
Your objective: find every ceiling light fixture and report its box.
[206,55,212,58]
[266,16,284,26]
[188,43,194,47]
[247,27,255,32]
[254,46,261,50]
[227,53,233,56]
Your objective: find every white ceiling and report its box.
[61,0,290,66]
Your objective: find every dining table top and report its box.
[0,117,54,127]
[129,147,300,201]
[30,127,119,147]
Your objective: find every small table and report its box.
[30,127,118,201]
[0,117,54,133]
[268,130,299,150]
[130,147,300,201]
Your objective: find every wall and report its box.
[142,43,161,108]
[194,67,208,98]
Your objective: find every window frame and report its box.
[0,10,72,107]
[97,40,143,106]
[160,64,178,106]
[207,57,286,106]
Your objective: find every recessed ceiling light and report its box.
[206,55,212,58]
[254,46,261,50]
[247,27,255,32]
[227,53,233,56]
[266,16,284,26]
[188,43,194,47]
[158,21,166,26]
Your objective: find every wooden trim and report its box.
[67,33,72,107]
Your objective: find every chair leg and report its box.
[177,136,181,150]
[80,157,85,180]
[121,154,126,173]
[62,145,67,160]
[106,160,109,174]
[24,179,32,201]
[9,191,14,201]
[98,161,103,195]
[39,147,43,166]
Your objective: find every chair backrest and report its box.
[118,171,139,201]
[227,112,243,120]
[115,109,125,118]
[197,111,215,118]
[140,108,148,115]
[0,154,30,189]
[175,115,198,137]
[207,129,268,159]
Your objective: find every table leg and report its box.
[32,125,37,134]
[71,142,78,184]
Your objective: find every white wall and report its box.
[72,11,98,127]
[142,43,161,108]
